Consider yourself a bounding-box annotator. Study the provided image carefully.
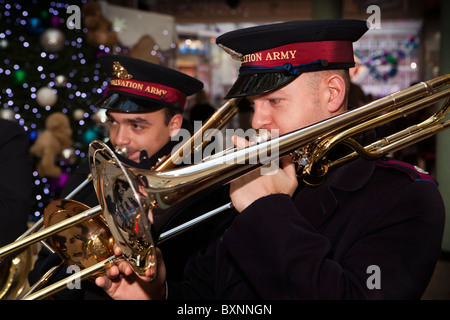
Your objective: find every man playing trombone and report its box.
[28,55,231,299]
[95,20,446,300]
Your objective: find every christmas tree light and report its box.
[0,0,109,221]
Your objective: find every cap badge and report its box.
[113,61,133,80]
[217,44,243,61]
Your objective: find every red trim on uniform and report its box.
[107,77,187,109]
[241,41,354,67]
[375,159,436,185]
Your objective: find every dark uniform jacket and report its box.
[0,119,31,247]
[168,157,445,299]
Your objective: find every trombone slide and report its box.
[22,255,119,300]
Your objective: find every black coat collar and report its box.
[294,158,375,229]
[327,157,376,192]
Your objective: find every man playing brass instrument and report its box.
[96,20,445,300]
[28,55,231,299]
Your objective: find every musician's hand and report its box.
[230,135,298,212]
[95,246,167,300]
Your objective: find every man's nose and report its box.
[251,102,272,130]
[114,127,131,146]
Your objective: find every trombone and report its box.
[22,74,450,300]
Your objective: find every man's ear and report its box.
[168,113,183,137]
[325,74,346,114]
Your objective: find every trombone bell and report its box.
[89,140,156,278]
[43,199,115,270]
[0,248,32,300]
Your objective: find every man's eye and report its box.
[269,99,281,104]
[133,123,144,130]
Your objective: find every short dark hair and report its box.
[105,107,181,126]
[162,107,181,125]
[306,69,351,110]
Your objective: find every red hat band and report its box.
[107,77,187,109]
[240,40,354,68]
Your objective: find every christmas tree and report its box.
[0,0,110,222]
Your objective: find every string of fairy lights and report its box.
[0,0,111,221]
[0,0,186,222]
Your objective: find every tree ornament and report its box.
[29,130,38,144]
[73,108,84,121]
[11,69,28,86]
[29,112,73,178]
[0,108,15,121]
[81,127,99,145]
[26,17,44,35]
[50,16,61,29]
[0,39,9,49]
[61,147,77,165]
[40,28,65,52]
[48,171,70,194]
[94,109,109,131]
[36,87,58,107]
[54,74,67,87]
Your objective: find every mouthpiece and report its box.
[115,146,129,157]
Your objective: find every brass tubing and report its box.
[22,255,119,300]
[19,263,63,299]
[331,119,450,170]
[0,205,102,260]
[308,91,450,174]
[64,175,92,199]
[21,201,236,300]
[155,98,239,170]
[158,202,234,244]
